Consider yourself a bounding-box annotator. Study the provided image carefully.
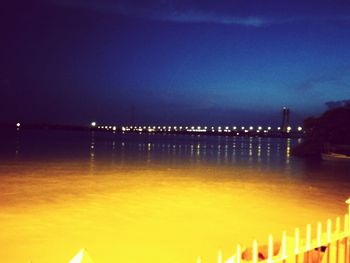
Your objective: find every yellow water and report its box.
[0,160,348,263]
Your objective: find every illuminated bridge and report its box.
[90,122,304,138]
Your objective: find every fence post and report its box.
[327,219,331,263]
[306,224,312,263]
[336,217,340,263]
[218,250,222,263]
[281,231,287,263]
[253,240,258,263]
[236,244,241,263]
[268,235,273,263]
[317,222,322,263]
[295,228,300,263]
[347,200,350,263]
[345,214,349,263]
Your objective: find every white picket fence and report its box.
[199,198,350,263]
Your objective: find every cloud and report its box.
[294,76,338,91]
[152,11,268,27]
[294,72,350,92]
[48,0,350,27]
[325,99,350,109]
[49,0,269,27]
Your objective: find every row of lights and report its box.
[13,122,302,134]
[91,122,303,133]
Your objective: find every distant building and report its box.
[281,107,290,133]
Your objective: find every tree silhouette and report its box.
[292,103,350,157]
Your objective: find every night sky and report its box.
[1,0,350,126]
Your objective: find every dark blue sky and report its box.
[1,0,350,126]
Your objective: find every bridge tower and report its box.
[281,107,290,133]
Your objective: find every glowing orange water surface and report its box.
[0,161,348,263]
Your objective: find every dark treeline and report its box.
[292,103,350,157]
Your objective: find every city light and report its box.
[88,122,304,138]
[16,122,21,127]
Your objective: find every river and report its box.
[0,130,349,262]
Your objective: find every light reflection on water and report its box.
[0,130,349,263]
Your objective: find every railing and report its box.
[199,198,350,263]
[66,198,350,263]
